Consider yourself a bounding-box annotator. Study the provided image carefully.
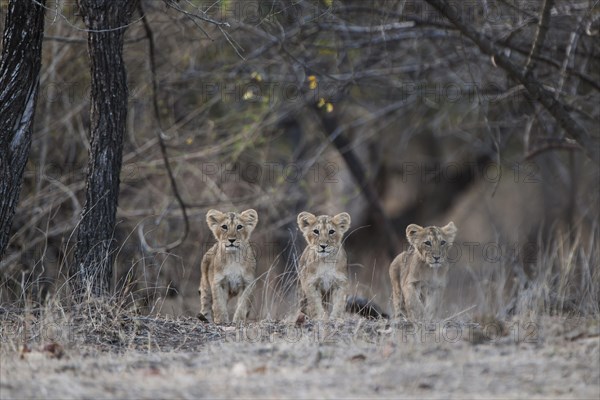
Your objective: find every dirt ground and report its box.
[1,311,599,400]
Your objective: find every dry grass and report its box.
[1,302,599,399]
[1,224,599,399]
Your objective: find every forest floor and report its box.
[1,306,599,399]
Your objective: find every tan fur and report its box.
[389,222,457,320]
[297,211,351,319]
[198,209,258,324]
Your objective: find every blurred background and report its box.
[1,0,598,319]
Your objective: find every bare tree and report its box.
[1,1,597,315]
[71,0,138,298]
[0,0,46,259]
[424,0,600,165]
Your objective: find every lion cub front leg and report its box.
[389,257,403,319]
[232,279,254,323]
[211,279,229,324]
[303,283,326,319]
[424,286,443,318]
[329,282,348,319]
[403,282,425,321]
[199,254,213,321]
[199,277,212,321]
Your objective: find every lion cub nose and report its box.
[320,244,327,250]
[229,239,236,244]
[433,255,440,261]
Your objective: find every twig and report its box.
[524,0,554,76]
[442,304,477,323]
[457,34,501,197]
[43,35,148,44]
[137,1,189,253]
[555,13,588,100]
[164,0,230,41]
[425,0,600,165]
[524,142,581,161]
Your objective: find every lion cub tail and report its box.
[345,295,389,319]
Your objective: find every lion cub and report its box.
[198,209,258,324]
[297,211,351,319]
[389,222,457,320]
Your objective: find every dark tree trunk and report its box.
[0,0,46,259]
[317,110,402,260]
[72,0,137,298]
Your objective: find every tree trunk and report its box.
[0,0,46,260]
[317,109,402,260]
[72,0,138,298]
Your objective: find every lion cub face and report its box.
[206,209,258,253]
[297,212,351,258]
[406,222,456,268]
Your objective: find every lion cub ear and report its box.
[405,224,423,247]
[206,209,225,233]
[297,212,316,232]
[240,209,258,233]
[441,221,457,244]
[332,212,351,234]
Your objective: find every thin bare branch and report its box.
[524,0,554,76]
[137,1,189,253]
[425,0,600,165]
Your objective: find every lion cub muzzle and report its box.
[225,237,240,252]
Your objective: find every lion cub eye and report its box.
[424,240,432,246]
[237,225,243,230]
[221,224,228,230]
[440,240,446,245]
[313,229,319,235]
[328,229,335,235]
